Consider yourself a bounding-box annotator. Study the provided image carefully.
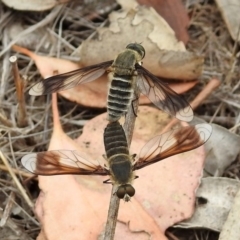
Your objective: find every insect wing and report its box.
[29,60,113,95]
[134,123,212,170]
[21,150,108,176]
[136,65,193,122]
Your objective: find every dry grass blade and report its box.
[0,151,33,208]
[0,163,33,178]
[0,112,12,127]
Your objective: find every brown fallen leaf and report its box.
[12,45,80,78]
[34,94,207,239]
[12,45,198,108]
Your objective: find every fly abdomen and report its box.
[104,122,129,159]
[107,74,134,122]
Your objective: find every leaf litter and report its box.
[35,94,207,240]
[0,0,240,240]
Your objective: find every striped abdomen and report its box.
[104,122,132,184]
[107,73,134,122]
[104,121,129,158]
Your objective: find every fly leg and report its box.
[131,154,137,164]
[102,154,109,170]
[103,179,112,184]
[130,97,139,117]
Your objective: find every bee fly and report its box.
[29,43,193,122]
[21,122,212,201]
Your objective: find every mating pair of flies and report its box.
[22,43,212,201]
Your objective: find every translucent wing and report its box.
[136,65,194,122]
[29,60,113,96]
[21,150,108,176]
[133,123,212,170]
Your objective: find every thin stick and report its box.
[103,91,139,240]
[103,185,120,240]
[9,56,28,127]
[0,151,34,208]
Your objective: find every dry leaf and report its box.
[136,0,189,43]
[34,96,207,239]
[215,0,240,41]
[2,0,69,11]
[219,187,240,240]
[175,177,240,232]
[77,0,203,80]
[204,124,240,176]
[13,45,197,108]
[190,117,240,177]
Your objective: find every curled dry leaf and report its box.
[77,0,203,80]
[189,117,240,177]
[2,0,69,11]
[204,124,240,176]
[175,177,240,232]
[34,96,207,239]
[12,45,197,108]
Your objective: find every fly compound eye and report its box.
[137,44,145,59]
[126,43,145,59]
[125,184,135,197]
[116,184,135,199]
[126,43,135,50]
[116,186,125,199]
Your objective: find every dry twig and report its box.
[9,55,28,127]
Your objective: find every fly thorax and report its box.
[109,154,133,184]
[112,50,137,75]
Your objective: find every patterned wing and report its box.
[21,150,108,176]
[136,65,193,122]
[134,123,212,170]
[29,60,113,96]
